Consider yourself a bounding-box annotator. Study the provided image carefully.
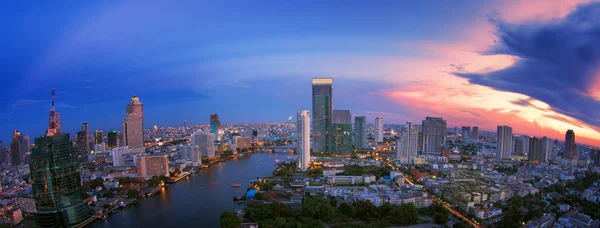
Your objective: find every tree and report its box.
[126,189,141,199]
[433,213,448,224]
[510,194,524,208]
[220,211,241,228]
[329,196,338,208]
[306,168,324,178]
[301,196,335,222]
[89,177,105,190]
[102,203,111,212]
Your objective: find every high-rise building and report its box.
[31,92,89,227]
[123,96,144,150]
[209,114,223,142]
[522,136,530,156]
[81,123,90,153]
[111,146,128,167]
[10,130,22,166]
[22,135,30,154]
[528,137,544,164]
[396,122,418,164]
[354,116,367,149]
[94,130,103,145]
[542,137,551,163]
[330,110,352,155]
[513,136,524,156]
[422,117,446,155]
[461,126,470,140]
[312,78,333,153]
[234,137,251,149]
[107,131,118,149]
[374,117,384,143]
[565,129,576,158]
[181,145,202,164]
[497,125,513,160]
[297,110,310,171]
[471,126,479,141]
[191,133,215,157]
[136,154,169,179]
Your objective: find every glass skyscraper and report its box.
[312,78,333,153]
[31,134,89,227]
[210,113,223,142]
[354,116,367,149]
[330,110,352,154]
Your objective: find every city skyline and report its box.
[3,1,600,147]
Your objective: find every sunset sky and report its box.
[2,1,600,146]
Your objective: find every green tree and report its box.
[339,203,355,218]
[301,196,335,222]
[89,177,105,190]
[220,211,241,228]
[433,213,448,224]
[329,196,338,208]
[102,203,111,212]
[510,194,524,208]
[126,189,141,199]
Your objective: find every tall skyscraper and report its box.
[592,149,600,167]
[297,110,310,171]
[471,126,479,141]
[209,114,223,142]
[522,136,530,156]
[81,123,90,153]
[312,78,333,153]
[107,131,118,149]
[375,117,384,143]
[330,110,352,154]
[22,135,30,154]
[542,136,551,163]
[422,117,446,155]
[94,130,103,145]
[461,126,470,140]
[497,125,513,160]
[31,90,89,227]
[528,137,544,164]
[565,129,576,158]
[513,136,524,156]
[10,130,22,166]
[354,116,367,149]
[123,96,144,150]
[396,122,418,164]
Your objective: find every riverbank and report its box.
[92,152,282,228]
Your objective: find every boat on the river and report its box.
[231,184,242,187]
[210,182,218,185]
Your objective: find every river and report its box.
[91,152,283,228]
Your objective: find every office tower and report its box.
[10,130,22,166]
[22,135,30,154]
[312,78,333,153]
[181,145,202,164]
[81,123,90,153]
[111,146,129,167]
[136,154,169,178]
[461,126,470,140]
[330,110,352,154]
[354,116,367,149]
[565,130,575,158]
[297,110,310,171]
[497,125,513,160]
[210,113,223,142]
[471,126,479,141]
[191,133,215,157]
[542,137,551,163]
[374,117,384,143]
[396,122,418,163]
[30,93,89,227]
[183,120,187,130]
[123,96,144,150]
[528,137,544,164]
[107,131,118,149]
[94,130,103,144]
[422,117,447,155]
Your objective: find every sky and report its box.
[2,0,600,146]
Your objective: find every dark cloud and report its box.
[455,2,600,128]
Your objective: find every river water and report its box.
[91,153,282,228]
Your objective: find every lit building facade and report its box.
[297,110,310,171]
[471,126,479,141]
[312,78,333,153]
[136,154,169,179]
[191,133,215,157]
[123,96,144,150]
[209,113,223,142]
[397,122,418,163]
[528,137,544,164]
[111,146,129,167]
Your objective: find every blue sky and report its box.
[3,0,600,146]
